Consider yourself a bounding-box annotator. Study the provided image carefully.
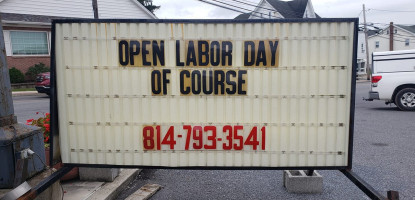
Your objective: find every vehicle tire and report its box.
[395,88,415,111]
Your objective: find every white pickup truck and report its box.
[366,49,415,111]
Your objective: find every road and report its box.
[13,94,49,123]
[12,82,415,199]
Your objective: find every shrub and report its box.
[9,67,25,83]
[27,112,50,147]
[25,63,50,81]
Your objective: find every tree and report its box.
[137,0,160,14]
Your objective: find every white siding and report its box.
[303,0,316,18]
[368,27,415,64]
[0,0,93,18]
[249,0,283,19]
[357,31,366,60]
[98,0,154,19]
[0,0,154,19]
[392,28,415,50]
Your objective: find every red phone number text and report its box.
[142,125,265,151]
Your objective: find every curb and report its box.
[86,169,141,200]
[356,80,370,83]
[12,91,45,96]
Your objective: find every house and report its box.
[356,29,379,75]
[1,0,156,73]
[234,0,319,19]
[367,23,415,66]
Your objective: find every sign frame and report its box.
[49,18,358,171]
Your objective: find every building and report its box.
[1,0,156,72]
[356,29,380,75]
[367,23,415,66]
[234,0,319,19]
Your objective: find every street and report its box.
[13,82,415,199]
[13,94,49,123]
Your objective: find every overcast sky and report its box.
[152,0,415,26]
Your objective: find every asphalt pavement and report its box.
[11,82,415,199]
[116,82,415,200]
[13,93,49,123]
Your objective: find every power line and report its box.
[395,33,415,39]
[368,8,415,13]
[375,35,410,43]
[229,0,276,12]
[227,0,305,17]
[211,0,254,13]
[196,0,267,19]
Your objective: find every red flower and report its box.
[27,112,50,145]
[44,136,49,143]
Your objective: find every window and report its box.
[10,31,49,55]
[375,41,379,48]
[405,39,410,46]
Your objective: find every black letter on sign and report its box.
[210,41,220,66]
[153,40,165,66]
[162,69,171,95]
[176,40,184,66]
[238,70,247,95]
[191,70,202,95]
[202,70,213,94]
[129,40,140,66]
[214,70,225,95]
[151,70,162,94]
[244,41,255,66]
[186,41,197,66]
[222,41,233,66]
[269,41,279,66]
[142,41,151,66]
[119,40,129,66]
[256,41,266,66]
[180,70,191,95]
[198,41,209,66]
[226,70,236,94]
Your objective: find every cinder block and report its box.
[283,170,323,193]
[79,168,120,182]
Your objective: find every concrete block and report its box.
[79,168,120,182]
[283,170,323,194]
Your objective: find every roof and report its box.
[267,0,309,18]
[0,12,70,24]
[234,13,251,20]
[395,24,415,34]
[367,29,380,37]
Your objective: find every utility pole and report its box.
[92,0,99,19]
[0,16,17,127]
[389,22,394,51]
[363,4,371,80]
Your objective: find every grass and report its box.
[12,88,36,92]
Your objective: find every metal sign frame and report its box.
[50,18,358,170]
[31,18,400,200]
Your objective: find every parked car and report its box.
[35,72,50,95]
[365,49,415,111]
